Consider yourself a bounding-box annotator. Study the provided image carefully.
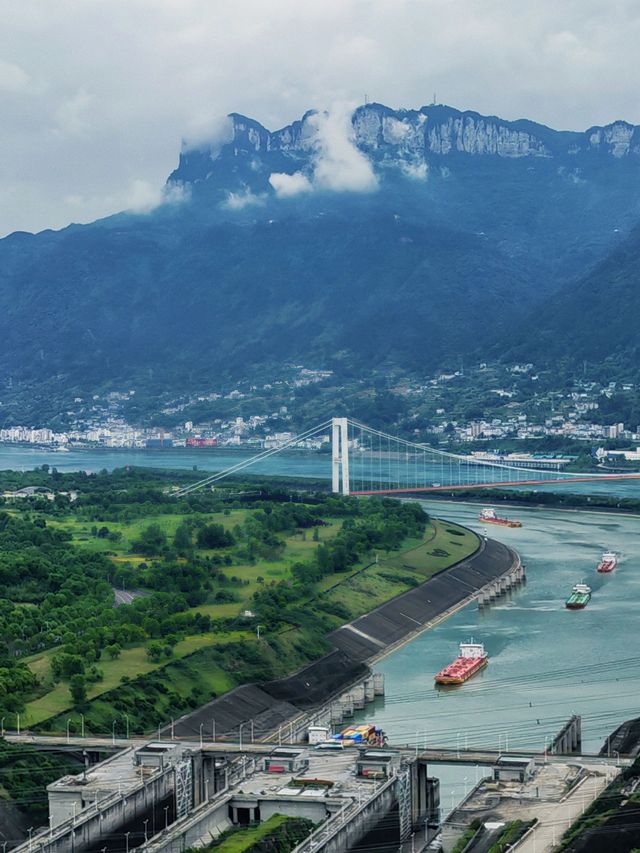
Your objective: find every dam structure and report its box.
[11,738,439,853]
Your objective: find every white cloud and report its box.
[224,187,265,210]
[183,113,234,152]
[126,178,191,213]
[400,161,428,181]
[309,106,378,193]
[268,171,313,197]
[1,0,640,234]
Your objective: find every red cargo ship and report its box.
[435,641,488,685]
[596,551,618,574]
[479,507,522,528]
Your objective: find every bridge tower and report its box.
[331,417,350,495]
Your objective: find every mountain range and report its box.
[1,102,640,422]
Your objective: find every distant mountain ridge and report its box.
[1,101,640,422]
[171,103,640,191]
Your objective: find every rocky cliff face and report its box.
[170,103,640,189]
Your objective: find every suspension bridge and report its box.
[175,417,640,497]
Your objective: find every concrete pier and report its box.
[551,715,582,755]
[478,561,525,608]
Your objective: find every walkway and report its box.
[514,765,617,853]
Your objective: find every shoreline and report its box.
[415,495,640,520]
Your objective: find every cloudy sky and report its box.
[2,0,639,236]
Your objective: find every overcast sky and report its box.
[2,0,640,236]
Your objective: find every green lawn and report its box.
[25,509,478,731]
[321,518,478,619]
[212,814,300,852]
[23,631,251,726]
[48,509,250,557]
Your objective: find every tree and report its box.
[173,522,192,553]
[146,642,165,662]
[51,653,85,681]
[131,524,167,555]
[196,523,234,549]
[105,643,122,660]
[69,674,87,705]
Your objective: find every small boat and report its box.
[565,583,591,610]
[597,551,618,574]
[479,507,522,528]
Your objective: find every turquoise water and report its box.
[1,445,640,500]
[357,501,639,753]
[352,501,639,806]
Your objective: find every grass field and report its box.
[47,509,251,557]
[209,814,311,852]
[23,631,250,726]
[318,518,477,617]
[25,507,478,732]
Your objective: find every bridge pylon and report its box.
[331,417,350,495]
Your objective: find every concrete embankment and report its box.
[171,533,519,739]
[328,536,515,663]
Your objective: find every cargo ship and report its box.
[565,583,591,610]
[479,507,522,528]
[597,551,618,574]
[435,640,488,685]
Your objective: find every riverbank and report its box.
[418,489,640,515]
[169,528,519,740]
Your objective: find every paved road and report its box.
[112,587,146,606]
[515,767,618,853]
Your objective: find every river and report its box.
[2,444,640,500]
[352,500,640,811]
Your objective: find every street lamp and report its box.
[80,714,85,738]
[250,719,254,743]
[66,719,72,745]
[125,831,130,853]
[239,723,244,750]
[124,714,130,740]
[143,819,149,843]
[199,723,204,748]
[1,717,4,737]
[28,828,33,853]
[112,720,117,746]
[164,806,169,831]
[212,719,216,743]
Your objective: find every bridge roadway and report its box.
[4,733,282,754]
[6,734,632,768]
[414,746,631,767]
[351,472,640,495]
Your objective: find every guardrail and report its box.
[291,773,398,853]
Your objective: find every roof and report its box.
[495,756,534,767]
